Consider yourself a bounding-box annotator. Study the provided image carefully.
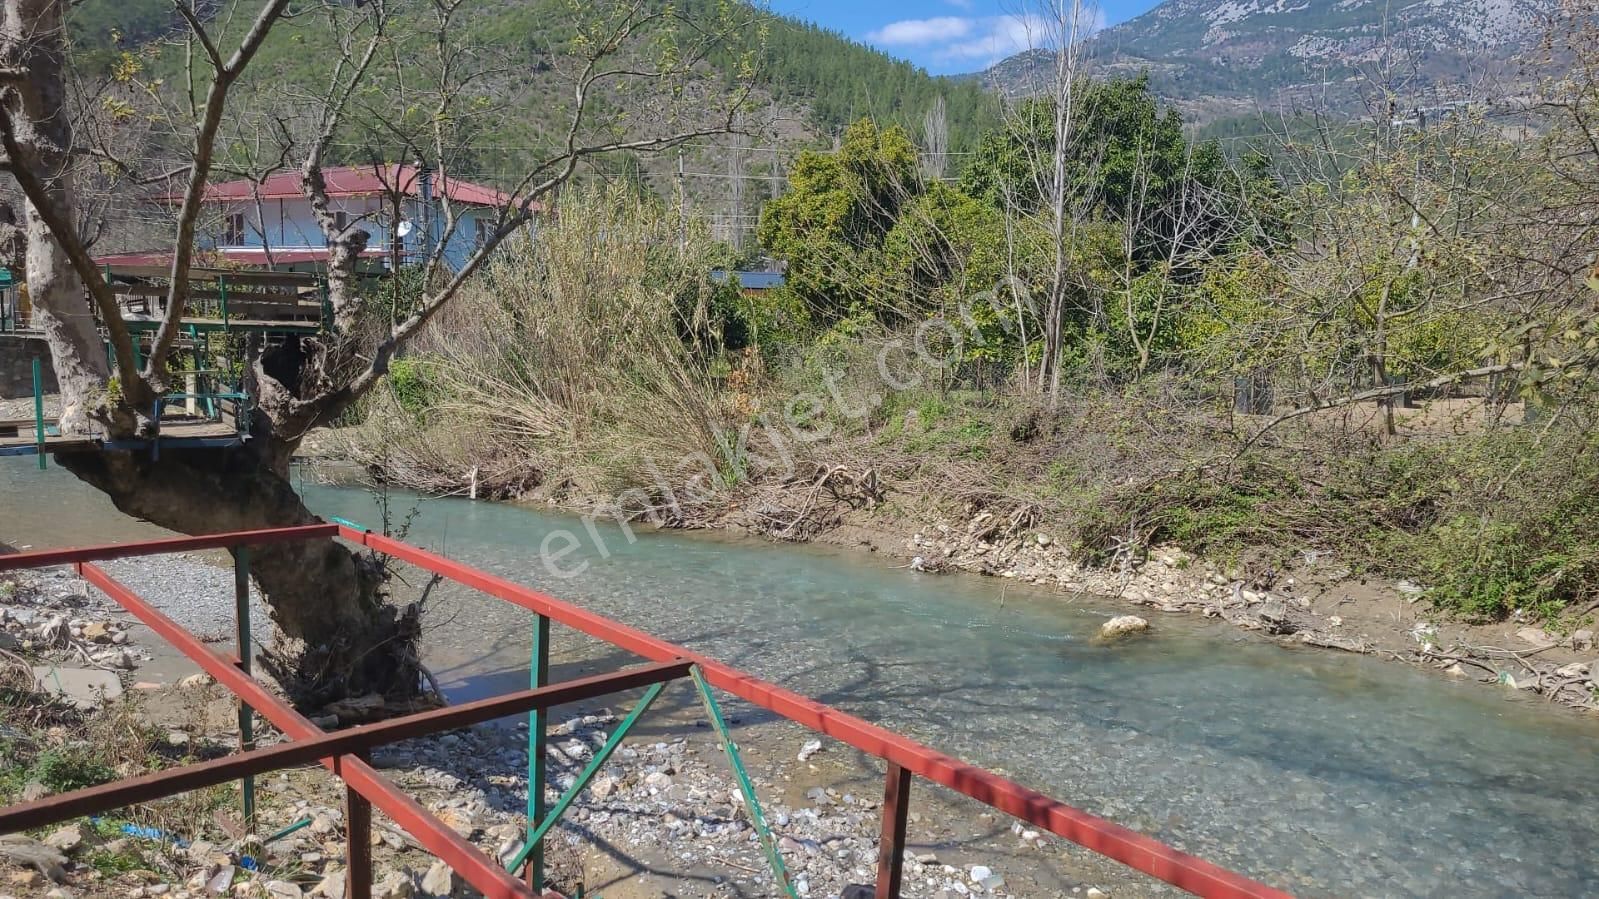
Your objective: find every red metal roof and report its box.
[156,164,513,208]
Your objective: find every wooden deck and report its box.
[0,417,241,455]
[106,264,329,335]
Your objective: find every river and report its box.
[2,458,1595,897]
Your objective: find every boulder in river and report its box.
[1098,616,1149,640]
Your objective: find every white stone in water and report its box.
[968,865,993,883]
[1098,615,1149,639]
[797,739,823,761]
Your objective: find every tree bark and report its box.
[2,0,109,433]
[58,441,423,707]
[24,198,105,431]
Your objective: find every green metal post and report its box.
[233,547,256,827]
[691,666,797,898]
[32,357,45,470]
[526,614,550,892]
[506,680,668,875]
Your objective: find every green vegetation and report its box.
[113,0,997,182]
[292,0,1599,630]
[67,0,178,47]
[736,14,998,151]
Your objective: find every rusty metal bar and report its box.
[77,563,546,899]
[0,661,691,836]
[344,753,373,899]
[233,546,256,828]
[345,526,1292,899]
[0,524,339,572]
[875,763,912,898]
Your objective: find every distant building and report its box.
[711,270,785,295]
[99,164,528,273]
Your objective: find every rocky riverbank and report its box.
[803,507,1599,715]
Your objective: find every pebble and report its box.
[42,824,81,852]
[373,871,415,899]
[419,860,454,896]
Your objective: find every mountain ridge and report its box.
[980,0,1554,120]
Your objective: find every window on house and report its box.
[223,212,246,246]
[475,218,490,248]
[334,210,349,233]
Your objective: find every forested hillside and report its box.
[71,0,997,168]
[746,17,998,153]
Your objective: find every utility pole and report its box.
[729,132,747,250]
[677,149,686,252]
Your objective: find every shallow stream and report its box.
[2,459,1595,897]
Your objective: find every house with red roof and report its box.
[98,163,523,274]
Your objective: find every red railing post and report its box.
[875,763,912,899]
[345,753,373,899]
[231,546,256,828]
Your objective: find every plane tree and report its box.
[0,0,759,704]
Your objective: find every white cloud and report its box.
[866,17,976,46]
[866,11,1106,69]
[936,14,1050,62]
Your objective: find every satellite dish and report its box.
[396,220,415,238]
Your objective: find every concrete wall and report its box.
[0,335,58,400]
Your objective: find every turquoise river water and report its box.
[2,458,1596,897]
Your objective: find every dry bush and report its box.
[336,185,731,501]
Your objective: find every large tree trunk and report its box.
[24,200,105,430]
[59,441,425,708]
[2,0,109,434]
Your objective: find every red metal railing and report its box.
[0,525,1295,899]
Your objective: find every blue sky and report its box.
[766,0,1155,76]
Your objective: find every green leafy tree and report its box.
[757,119,919,324]
[961,76,1231,263]
[876,180,1006,320]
